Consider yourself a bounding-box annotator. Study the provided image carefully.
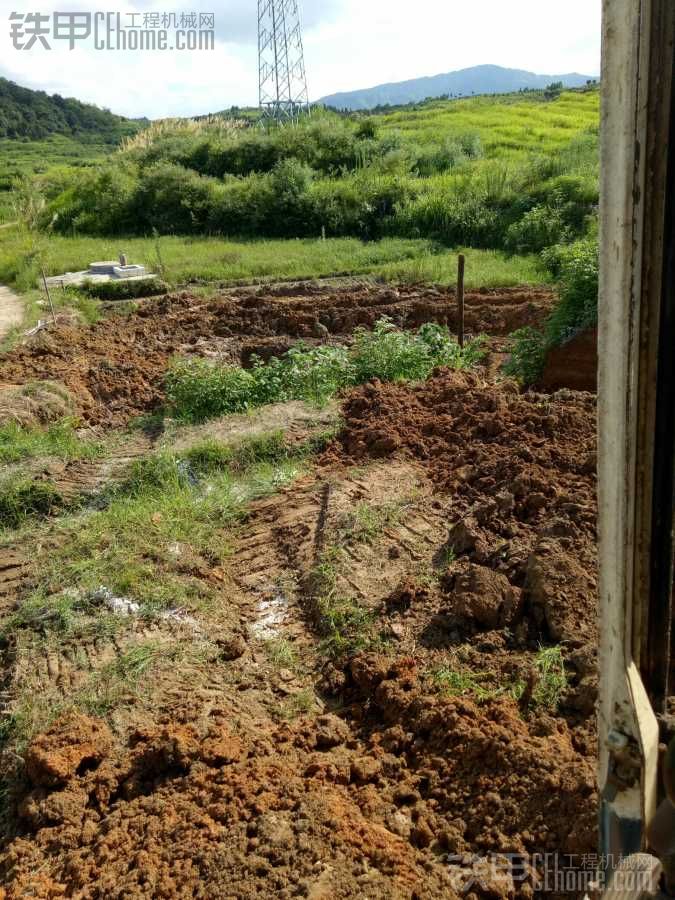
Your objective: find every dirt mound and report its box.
[329,371,597,648]
[540,328,597,393]
[0,381,78,427]
[2,655,595,898]
[0,285,555,426]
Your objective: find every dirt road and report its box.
[0,285,22,342]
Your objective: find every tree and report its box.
[544,81,564,101]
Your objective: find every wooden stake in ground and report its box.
[457,253,465,349]
[41,267,56,324]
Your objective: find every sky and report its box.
[0,0,601,119]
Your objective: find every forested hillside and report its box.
[0,78,145,141]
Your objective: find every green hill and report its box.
[0,77,146,141]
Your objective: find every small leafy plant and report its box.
[166,317,485,423]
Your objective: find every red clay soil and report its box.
[329,370,598,653]
[540,329,598,393]
[0,284,555,427]
[1,664,595,899]
[0,357,600,899]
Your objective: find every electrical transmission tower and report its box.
[258,0,310,122]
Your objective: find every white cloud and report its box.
[0,0,601,118]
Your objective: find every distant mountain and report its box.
[318,64,597,111]
[0,77,147,141]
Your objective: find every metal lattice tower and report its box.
[258,0,310,122]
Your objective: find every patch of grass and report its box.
[7,445,306,638]
[0,419,103,464]
[308,547,378,658]
[342,500,404,544]
[532,645,568,710]
[4,588,93,636]
[112,451,189,497]
[431,644,568,711]
[432,667,501,702]
[264,638,298,669]
[0,476,64,529]
[280,688,317,720]
[166,317,485,424]
[79,642,167,716]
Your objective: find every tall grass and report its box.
[0,228,546,296]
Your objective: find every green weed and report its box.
[166,317,485,424]
[432,667,501,702]
[342,500,404,544]
[532,645,568,710]
[0,418,103,464]
[503,326,547,385]
[432,644,568,711]
[307,547,377,658]
[264,638,298,669]
[79,643,166,715]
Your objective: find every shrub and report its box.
[251,344,352,405]
[504,237,598,384]
[503,327,547,384]
[545,237,599,345]
[355,119,378,141]
[132,162,222,234]
[351,318,475,382]
[391,192,500,247]
[47,164,139,234]
[165,361,258,422]
[505,205,571,254]
[544,82,564,101]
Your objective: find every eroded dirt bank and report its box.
[0,283,555,426]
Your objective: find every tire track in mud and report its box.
[229,460,447,646]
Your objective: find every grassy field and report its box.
[377,90,599,156]
[0,227,546,295]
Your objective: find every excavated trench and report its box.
[0,282,556,427]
